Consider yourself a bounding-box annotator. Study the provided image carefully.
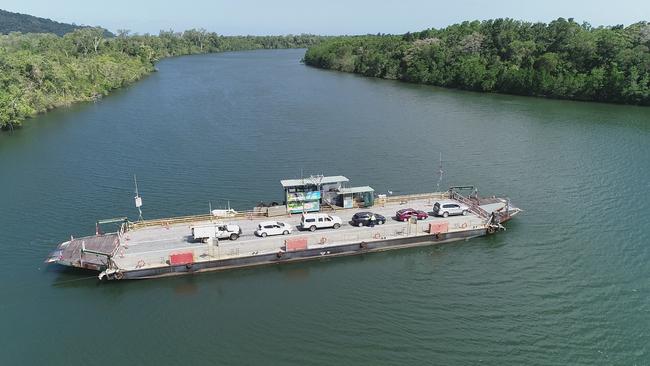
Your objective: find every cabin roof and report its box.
[337,186,374,195]
[281,175,349,188]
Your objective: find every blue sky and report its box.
[3,0,649,35]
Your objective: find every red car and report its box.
[395,208,428,222]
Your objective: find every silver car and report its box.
[433,200,470,217]
[255,221,293,237]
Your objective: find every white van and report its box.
[300,213,342,232]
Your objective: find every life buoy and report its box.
[276,251,284,258]
[136,259,145,268]
[373,233,381,239]
[460,222,468,229]
[487,226,496,234]
[115,271,124,280]
[360,242,368,249]
[320,237,327,244]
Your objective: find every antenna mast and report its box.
[436,152,444,192]
[134,174,143,221]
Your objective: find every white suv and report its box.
[300,213,342,232]
[433,200,470,217]
[255,221,293,237]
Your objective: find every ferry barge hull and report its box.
[125,228,486,280]
[46,187,520,281]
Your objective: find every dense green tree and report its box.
[0,8,113,37]
[304,18,650,106]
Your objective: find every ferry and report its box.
[45,176,521,280]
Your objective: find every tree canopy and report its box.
[304,18,650,106]
[0,9,113,37]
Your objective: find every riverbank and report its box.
[303,18,650,106]
[0,29,325,131]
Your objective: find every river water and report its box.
[0,49,648,365]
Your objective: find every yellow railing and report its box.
[379,192,448,204]
[126,192,449,230]
[127,210,266,230]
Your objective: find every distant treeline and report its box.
[0,9,113,37]
[0,29,326,129]
[304,18,650,105]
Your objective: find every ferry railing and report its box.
[379,192,448,205]
[126,192,454,231]
[127,210,267,230]
[449,191,491,219]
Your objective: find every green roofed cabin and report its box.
[336,186,375,208]
[280,175,375,213]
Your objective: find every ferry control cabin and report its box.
[280,175,375,214]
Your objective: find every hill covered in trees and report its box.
[0,9,112,36]
[0,28,325,129]
[304,18,650,106]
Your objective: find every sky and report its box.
[2,0,649,35]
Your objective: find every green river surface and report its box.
[0,49,648,365]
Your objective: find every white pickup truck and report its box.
[191,223,242,242]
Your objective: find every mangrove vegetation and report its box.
[304,18,650,105]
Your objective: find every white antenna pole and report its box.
[436,152,444,192]
[134,174,143,221]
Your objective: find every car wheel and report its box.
[333,223,341,229]
[443,212,449,218]
[403,217,408,222]
[379,220,384,225]
[462,210,468,216]
[230,233,239,240]
[309,225,317,232]
[358,222,364,227]
[260,232,267,238]
[283,230,289,235]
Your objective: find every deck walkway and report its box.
[112,197,509,271]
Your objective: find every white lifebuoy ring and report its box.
[373,233,381,239]
[320,237,327,244]
[136,259,145,268]
[461,222,468,229]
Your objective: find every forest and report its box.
[0,9,112,36]
[304,18,650,106]
[0,29,325,129]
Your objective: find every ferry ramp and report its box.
[58,233,120,270]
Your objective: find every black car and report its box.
[351,212,386,227]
